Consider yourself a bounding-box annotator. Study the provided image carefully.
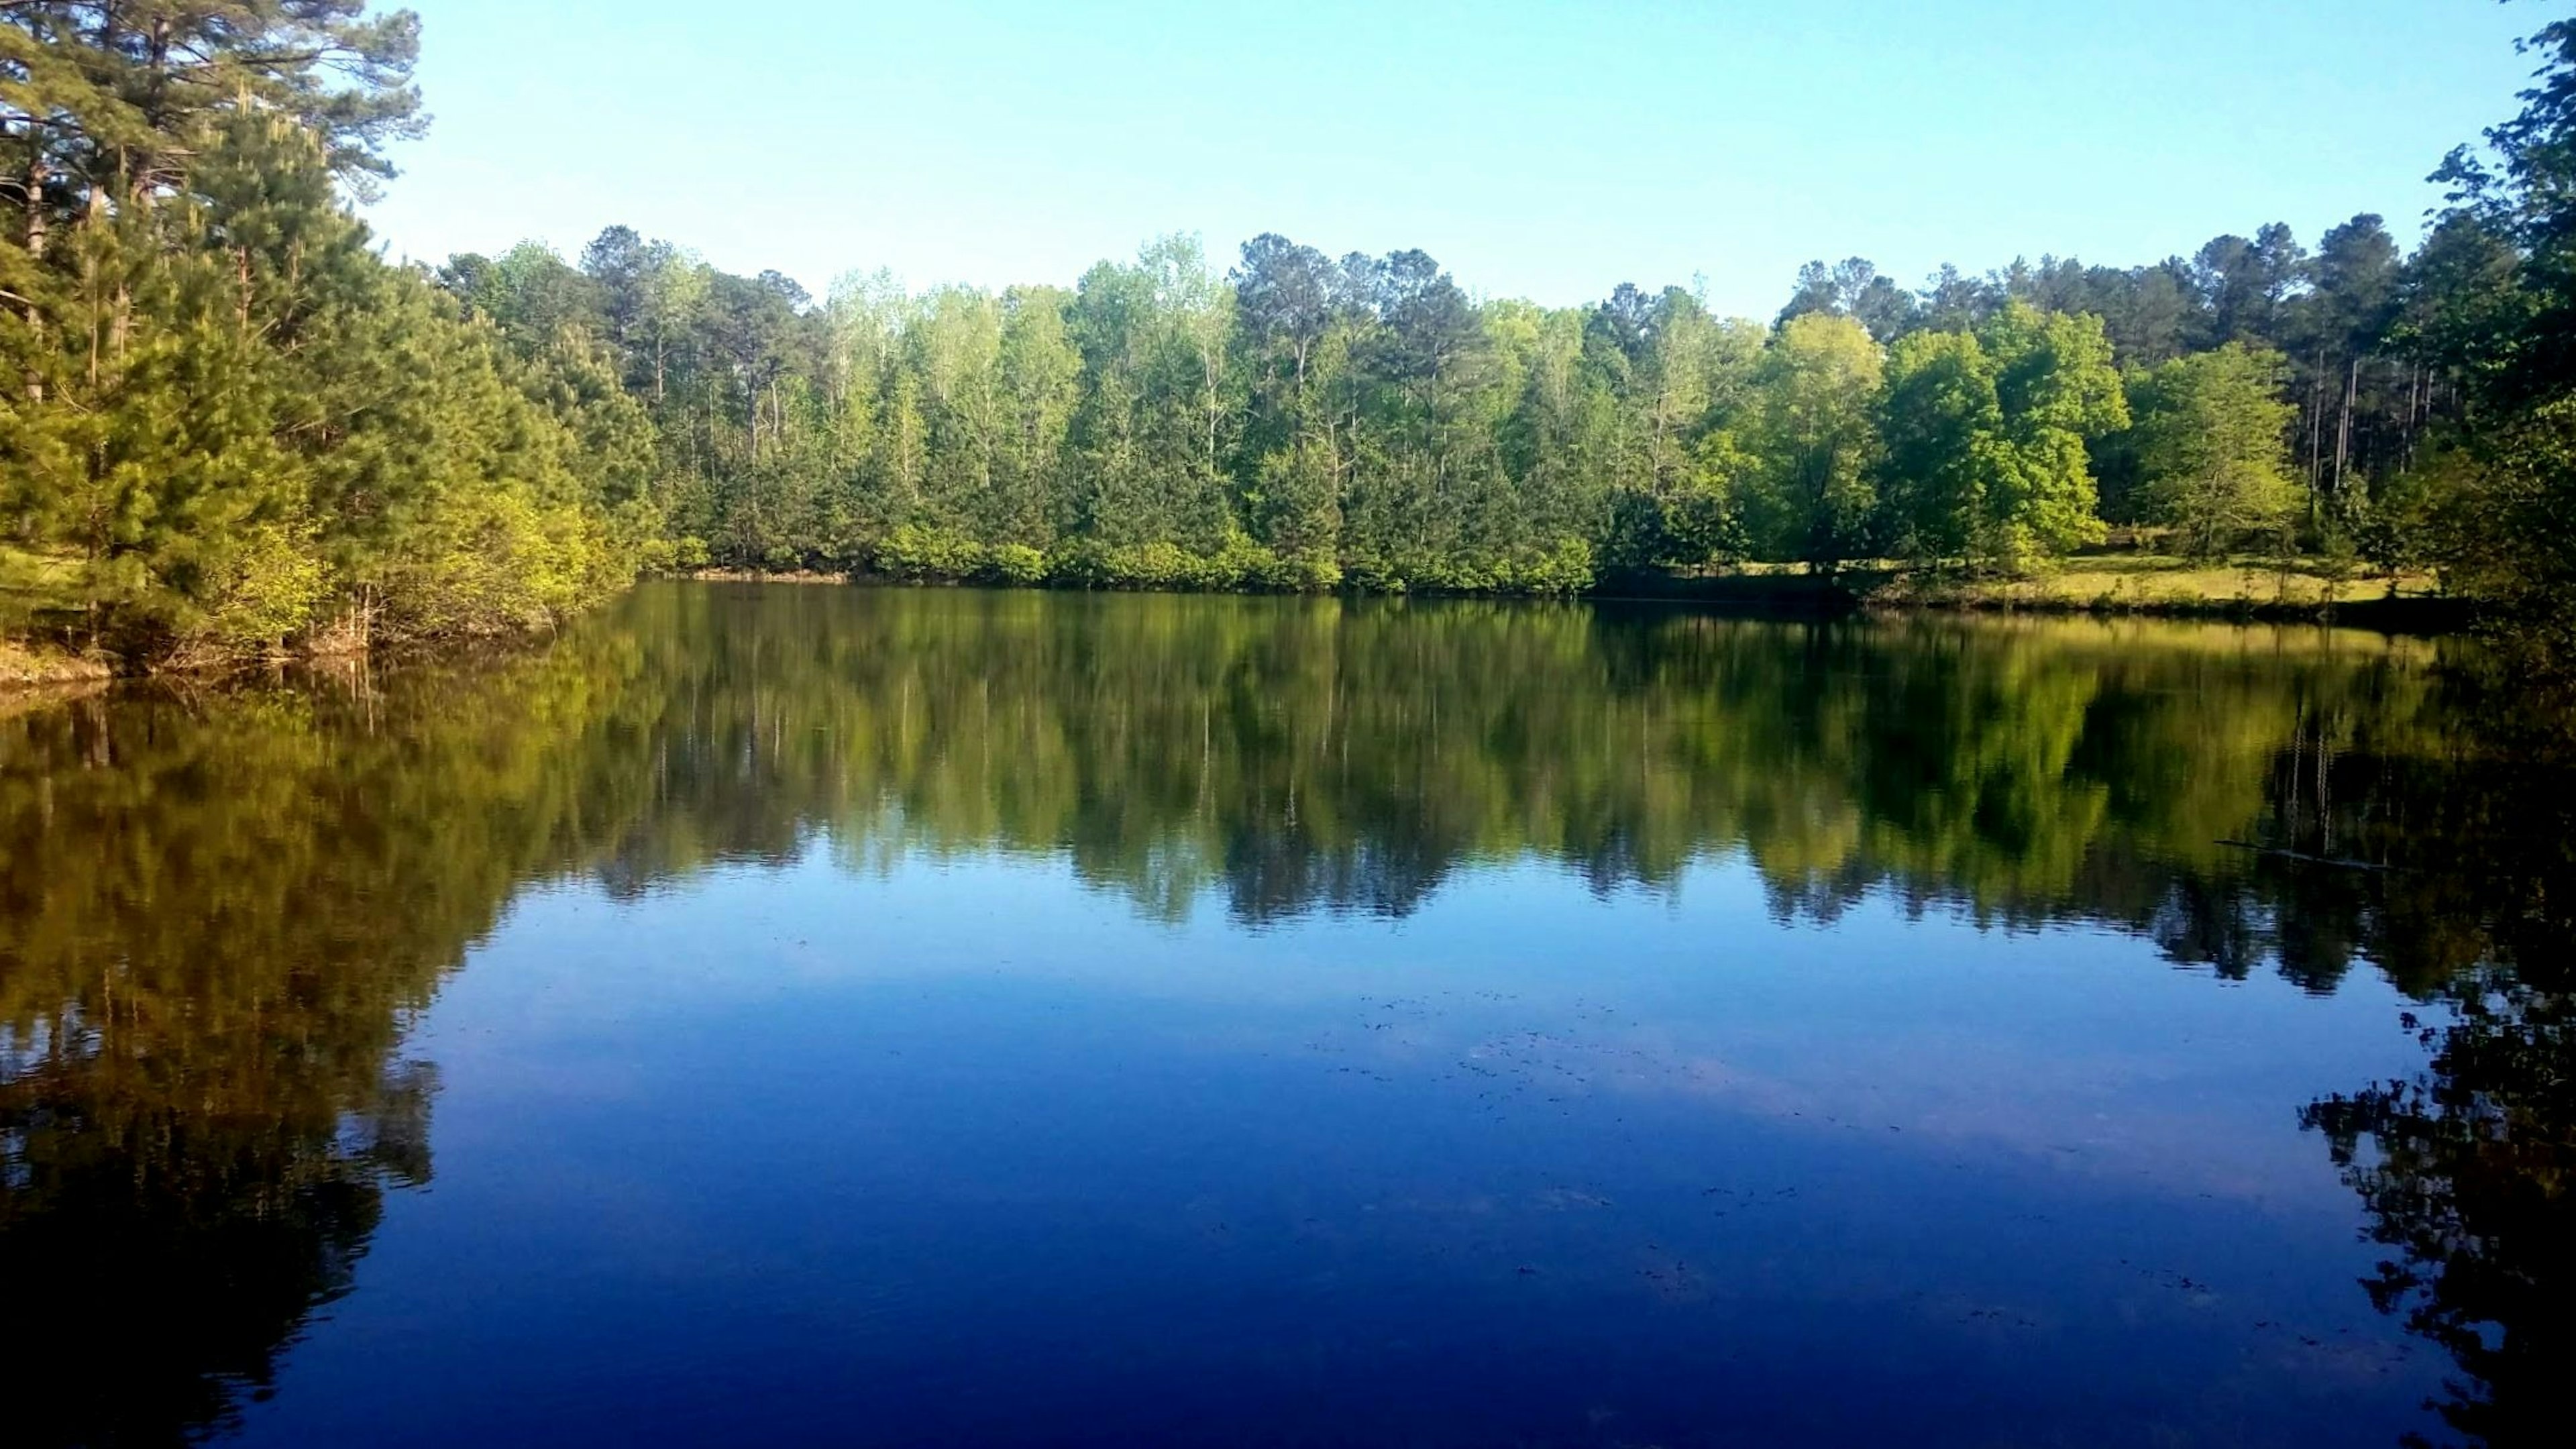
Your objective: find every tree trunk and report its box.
[2306,348,2325,525]
[142,13,174,197]
[2334,357,2357,505]
[20,124,45,404]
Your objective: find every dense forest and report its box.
[7,3,2576,665]
[447,222,2408,593]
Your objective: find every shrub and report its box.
[202,521,329,650]
[1274,550,1344,592]
[873,524,985,581]
[983,543,1049,586]
[1205,530,1281,590]
[1099,540,1201,590]
[1508,537,1597,596]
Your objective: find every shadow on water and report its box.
[1,581,2570,1446]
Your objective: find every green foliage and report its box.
[2408,7,2576,658]
[542,231,1736,596]
[2356,442,2473,584]
[1878,329,2005,564]
[985,541,1049,586]
[1270,547,1344,592]
[873,522,986,582]
[499,207,2485,597]
[1876,304,2127,574]
[1978,302,2127,561]
[1099,539,1213,591]
[2128,344,2300,557]
[2438,397,2576,653]
[1,11,651,665]
[201,518,330,649]
[1743,313,1882,569]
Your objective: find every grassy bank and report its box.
[1609,553,2465,631]
[1874,552,2441,612]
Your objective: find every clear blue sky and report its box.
[364,0,2544,317]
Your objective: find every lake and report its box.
[3,582,2569,1448]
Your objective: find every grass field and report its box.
[1610,549,2457,627]
[1870,552,2445,614]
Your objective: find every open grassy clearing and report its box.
[1872,552,2445,612]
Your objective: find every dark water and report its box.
[4,583,2571,1448]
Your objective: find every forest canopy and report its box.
[7,2,2576,664]
[445,227,2422,596]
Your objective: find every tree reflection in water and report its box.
[1,583,2567,1446]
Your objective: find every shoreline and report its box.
[0,640,116,688]
[0,566,2476,694]
[687,565,2474,635]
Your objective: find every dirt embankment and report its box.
[0,639,115,687]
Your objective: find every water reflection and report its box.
[1,584,2569,1446]
[2290,686,2576,1448]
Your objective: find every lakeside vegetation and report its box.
[7,3,2576,671]
[1,5,661,670]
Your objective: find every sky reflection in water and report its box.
[6,584,2567,1448]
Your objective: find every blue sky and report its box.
[364,0,2543,317]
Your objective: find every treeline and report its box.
[1,3,662,663]
[437,229,2324,594]
[444,174,2548,610]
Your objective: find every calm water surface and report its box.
[4,583,2571,1448]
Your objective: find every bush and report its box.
[1507,537,1597,596]
[1095,539,1203,590]
[1205,530,1282,590]
[983,543,1049,586]
[1273,550,1344,592]
[380,489,614,639]
[873,523,985,581]
[1338,551,1410,594]
[202,521,330,650]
